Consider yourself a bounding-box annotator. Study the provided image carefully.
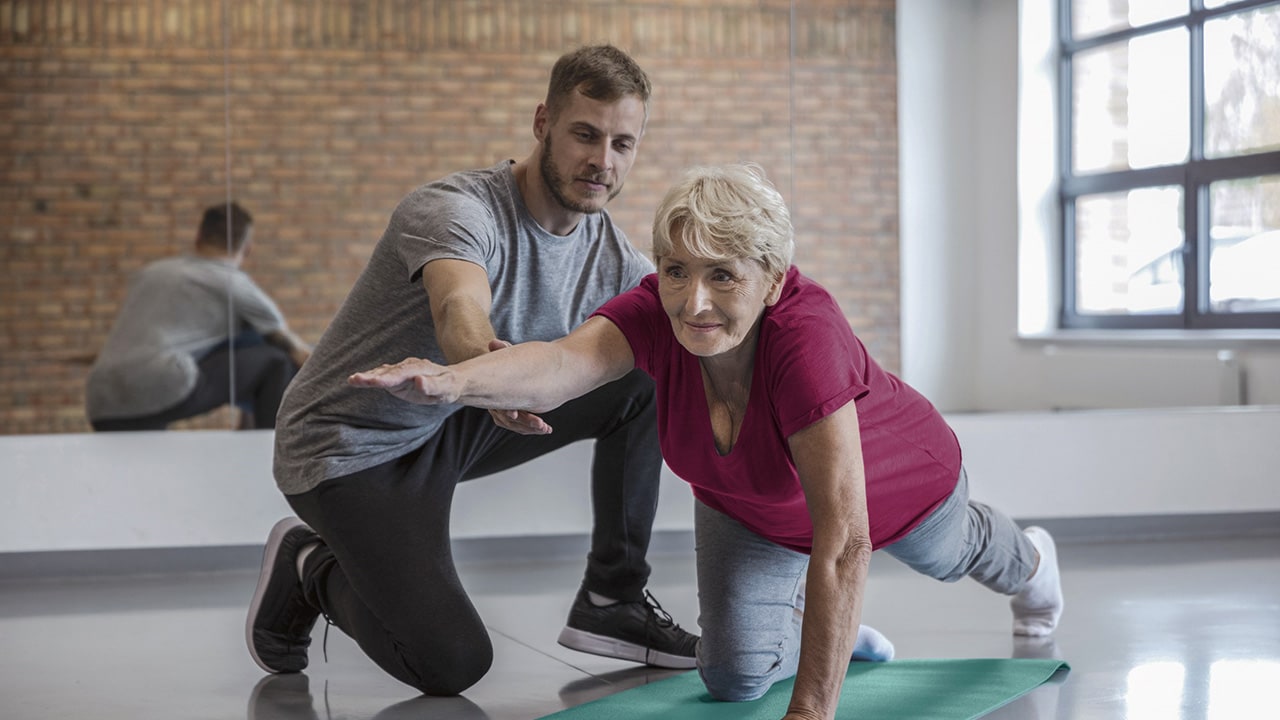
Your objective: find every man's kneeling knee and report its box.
[409,645,493,697]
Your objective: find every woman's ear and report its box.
[764,271,785,306]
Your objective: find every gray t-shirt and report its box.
[273,161,654,495]
[86,255,287,420]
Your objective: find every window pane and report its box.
[1073,29,1189,173]
[1209,175,1280,313]
[1075,187,1185,314]
[1073,0,1187,39]
[1204,4,1280,158]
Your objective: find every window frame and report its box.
[1057,0,1280,330]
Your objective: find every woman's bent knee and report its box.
[699,661,782,702]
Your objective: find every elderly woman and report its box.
[350,164,1063,720]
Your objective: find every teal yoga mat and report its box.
[538,659,1069,720]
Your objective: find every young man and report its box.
[86,202,310,431]
[249,45,698,696]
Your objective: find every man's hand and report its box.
[348,358,456,405]
[485,339,552,435]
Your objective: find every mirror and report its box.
[4,3,259,433]
[1,1,901,435]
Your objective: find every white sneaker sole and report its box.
[557,626,697,669]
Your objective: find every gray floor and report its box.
[2,531,1279,720]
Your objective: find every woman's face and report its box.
[657,233,782,361]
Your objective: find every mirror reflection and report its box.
[86,202,310,431]
[2,0,900,435]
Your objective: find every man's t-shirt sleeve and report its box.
[230,271,288,335]
[394,192,496,283]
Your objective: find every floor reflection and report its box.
[2,534,1278,719]
[1206,659,1280,720]
[555,666,687,709]
[247,674,493,720]
[1125,661,1186,719]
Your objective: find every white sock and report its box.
[795,578,893,661]
[1011,526,1063,637]
[588,591,618,607]
[295,542,319,581]
[852,624,895,662]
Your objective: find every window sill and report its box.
[1017,329,1280,349]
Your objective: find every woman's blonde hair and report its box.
[651,163,794,278]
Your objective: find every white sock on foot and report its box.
[295,542,319,581]
[795,578,893,661]
[587,591,618,607]
[852,624,895,662]
[1011,526,1063,637]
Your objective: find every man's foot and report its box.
[557,588,699,669]
[246,517,322,673]
[1012,526,1063,637]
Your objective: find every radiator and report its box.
[1038,347,1246,410]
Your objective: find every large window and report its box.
[1060,0,1280,329]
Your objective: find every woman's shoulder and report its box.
[769,267,846,326]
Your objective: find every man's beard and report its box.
[540,134,623,214]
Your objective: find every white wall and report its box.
[0,431,692,553]
[897,0,1280,412]
[5,407,1279,554]
[897,0,980,411]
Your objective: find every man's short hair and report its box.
[197,201,254,252]
[545,44,651,123]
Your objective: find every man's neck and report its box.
[193,243,241,265]
[512,157,583,236]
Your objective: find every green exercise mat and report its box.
[538,658,1069,720]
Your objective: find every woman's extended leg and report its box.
[881,467,1063,635]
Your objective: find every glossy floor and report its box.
[3,533,1278,720]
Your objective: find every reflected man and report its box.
[86,202,311,431]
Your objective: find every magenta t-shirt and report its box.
[593,267,960,553]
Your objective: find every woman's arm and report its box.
[348,315,636,423]
[783,399,873,720]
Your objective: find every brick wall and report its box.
[0,0,898,435]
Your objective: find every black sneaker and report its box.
[557,588,699,669]
[246,517,322,673]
